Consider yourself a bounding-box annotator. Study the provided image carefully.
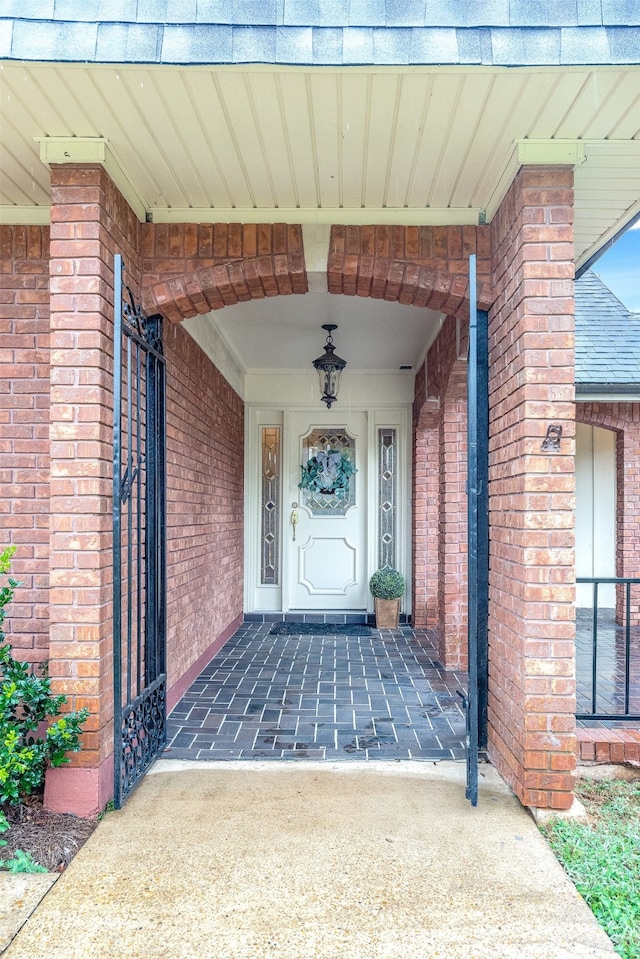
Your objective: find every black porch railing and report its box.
[576,577,640,722]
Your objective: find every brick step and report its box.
[576,726,640,766]
[244,611,411,625]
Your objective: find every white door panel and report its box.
[286,412,367,610]
[298,536,357,594]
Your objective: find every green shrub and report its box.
[368,566,405,599]
[2,849,48,874]
[0,547,89,806]
[0,809,8,848]
[0,800,48,873]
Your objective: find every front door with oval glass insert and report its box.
[285,412,367,611]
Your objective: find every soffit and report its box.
[1,62,639,267]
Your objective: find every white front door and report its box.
[285,412,368,611]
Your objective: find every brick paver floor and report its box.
[576,608,640,728]
[165,623,468,761]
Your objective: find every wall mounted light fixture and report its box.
[541,424,563,451]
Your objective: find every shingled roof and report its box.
[575,270,640,395]
[1,1,639,65]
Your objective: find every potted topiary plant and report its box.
[369,566,405,629]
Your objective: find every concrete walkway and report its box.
[4,761,615,959]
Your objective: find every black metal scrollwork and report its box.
[120,679,167,798]
[123,285,164,354]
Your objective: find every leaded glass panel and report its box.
[261,427,280,585]
[378,428,396,568]
[301,428,356,516]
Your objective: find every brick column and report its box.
[488,166,576,810]
[45,164,140,816]
[438,395,468,669]
[412,365,439,629]
[418,316,469,668]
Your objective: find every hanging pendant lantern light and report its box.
[312,324,347,409]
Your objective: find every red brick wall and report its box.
[488,166,577,810]
[412,364,439,629]
[412,316,468,668]
[0,226,50,661]
[438,395,468,668]
[164,322,244,689]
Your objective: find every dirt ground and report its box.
[1,794,97,872]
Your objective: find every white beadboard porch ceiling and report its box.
[1,62,640,270]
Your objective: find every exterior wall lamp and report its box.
[312,323,347,409]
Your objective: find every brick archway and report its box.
[141,223,308,322]
[327,224,492,320]
[140,217,494,670]
[141,222,493,324]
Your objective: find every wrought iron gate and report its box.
[112,254,167,808]
[461,254,489,806]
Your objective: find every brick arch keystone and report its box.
[327,224,492,318]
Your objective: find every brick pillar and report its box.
[438,395,468,669]
[44,164,140,816]
[419,315,469,669]
[488,166,576,810]
[412,364,439,629]
[412,420,439,629]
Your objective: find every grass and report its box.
[541,777,640,959]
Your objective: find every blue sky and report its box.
[590,220,640,312]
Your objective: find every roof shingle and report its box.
[575,271,640,393]
[1,1,640,65]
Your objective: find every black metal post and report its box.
[465,253,489,806]
[112,254,124,809]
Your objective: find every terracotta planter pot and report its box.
[374,597,401,629]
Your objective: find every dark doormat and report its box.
[269,622,372,636]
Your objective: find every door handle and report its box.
[290,502,299,541]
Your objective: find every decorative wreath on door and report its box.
[298,449,357,495]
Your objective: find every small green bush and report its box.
[369,566,405,600]
[0,546,89,806]
[2,849,48,874]
[0,793,48,873]
[0,809,8,848]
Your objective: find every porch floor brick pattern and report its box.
[165,624,467,761]
[576,609,640,727]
